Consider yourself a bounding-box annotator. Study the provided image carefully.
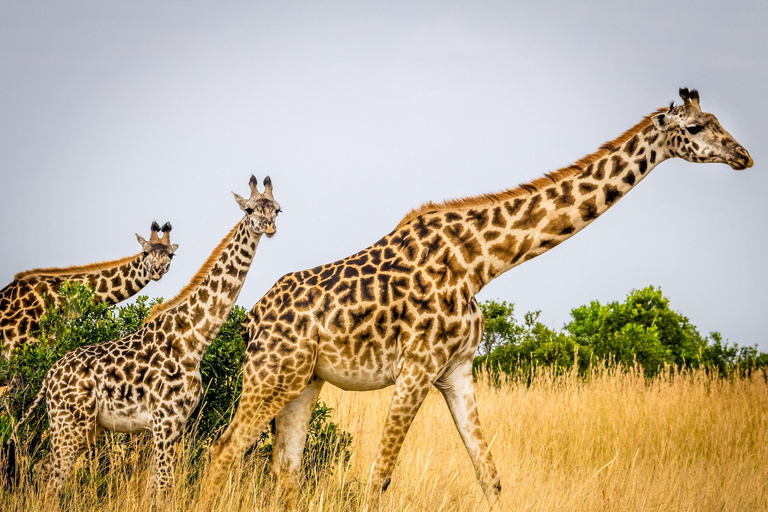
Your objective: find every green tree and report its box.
[565,286,707,374]
[474,305,592,376]
[478,300,521,355]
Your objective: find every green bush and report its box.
[475,286,768,378]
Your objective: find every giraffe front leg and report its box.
[435,359,500,505]
[368,363,432,508]
[271,376,325,509]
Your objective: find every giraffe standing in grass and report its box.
[0,221,178,359]
[8,176,280,497]
[202,89,753,508]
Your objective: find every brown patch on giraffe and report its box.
[553,181,576,208]
[542,214,575,236]
[349,306,376,332]
[510,236,534,264]
[593,158,607,180]
[488,234,518,262]
[504,198,526,217]
[443,224,483,263]
[511,195,546,230]
[609,155,628,178]
[603,184,623,205]
[624,135,638,155]
[491,207,506,228]
[579,197,599,221]
[466,209,489,231]
[337,280,359,306]
[638,157,648,175]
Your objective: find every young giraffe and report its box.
[0,221,178,359]
[203,89,753,508]
[8,176,280,497]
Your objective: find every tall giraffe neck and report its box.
[402,114,669,297]
[28,254,152,305]
[147,219,259,361]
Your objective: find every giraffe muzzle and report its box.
[729,147,754,171]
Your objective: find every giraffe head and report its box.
[232,175,281,238]
[651,88,753,170]
[135,221,178,280]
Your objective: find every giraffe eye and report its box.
[276,209,282,216]
[169,254,175,260]
[685,125,703,135]
[245,208,254,215]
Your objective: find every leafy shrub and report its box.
[475,286,767,378]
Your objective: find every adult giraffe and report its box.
[203,88,753,507]
[0,222,177,359]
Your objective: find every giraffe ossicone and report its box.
[0,221,177,360]
[5,176,280,498]
[202,88,752,509]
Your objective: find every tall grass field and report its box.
[2,367,766,511]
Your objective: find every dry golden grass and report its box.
[2,367,767,512]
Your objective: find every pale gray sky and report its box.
[1,1,766,350]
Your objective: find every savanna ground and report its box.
[1,367,767,512]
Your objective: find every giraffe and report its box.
[0,221,178,360]
[6,176,280,497]
[202,88,753,508]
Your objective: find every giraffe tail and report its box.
[1,378,48,484]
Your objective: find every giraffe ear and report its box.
[136,233,149,249]
[170,244,179,253]
[232,191,248,210]
[652,112,672,131]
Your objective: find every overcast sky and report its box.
[1,1,766,351]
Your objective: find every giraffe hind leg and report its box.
[435,359,501,504]
[43,412,103,497]
[271,376,325,508]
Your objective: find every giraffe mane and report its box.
[13,253,141,281]
[143,221,241,324]
[394,109,664,231]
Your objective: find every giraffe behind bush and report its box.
[0,221,177,359]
